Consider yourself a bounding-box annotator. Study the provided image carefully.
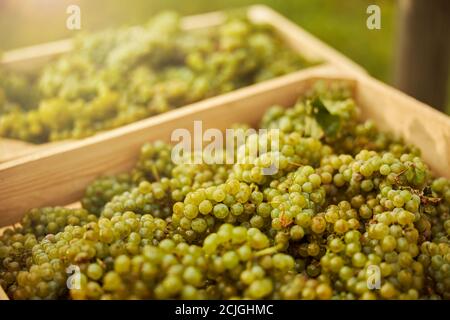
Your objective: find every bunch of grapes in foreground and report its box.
[0,85,449,300]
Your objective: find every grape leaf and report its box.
[310,97,341,138]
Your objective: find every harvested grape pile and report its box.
[0,11,311,143]
[0,85,449,300]
[0,70,39,116]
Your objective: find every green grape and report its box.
[82,174,133,215]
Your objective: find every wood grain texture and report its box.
[0,139,70,163]
[0,5,367,163]
[0,139,40,162]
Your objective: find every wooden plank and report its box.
[1,39,72,73]
[0,139,70,163]
[0,139,40,163]
[0,65,343,227]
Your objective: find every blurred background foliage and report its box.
[0,0,448,112]
[0,0,397,82]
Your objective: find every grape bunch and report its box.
[0,69,39,116]
[81,174,134,216]
[0,83,449,300]
[0,207,96,298]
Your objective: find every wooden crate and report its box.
[1,6,449,301]
[0,4,366,163]
[1,69,450,300]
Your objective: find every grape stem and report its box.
[254,244,282,257]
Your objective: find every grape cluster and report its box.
[20,207,97,238]
[231,130,332,185]
[81,174,134,216]
[131,141,174,183]
[427,177,450,243]
[419,241,450,299]
[172,180,268,243]
[275,273,333,299]
[7,211,169,299]
[0,69,39,116]
[1,84,449,300]
[260,88,419,157]
[0,12,312,143]
[0,207,96,297]
[72,241,209,300]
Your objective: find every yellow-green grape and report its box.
[82,174,133,215]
